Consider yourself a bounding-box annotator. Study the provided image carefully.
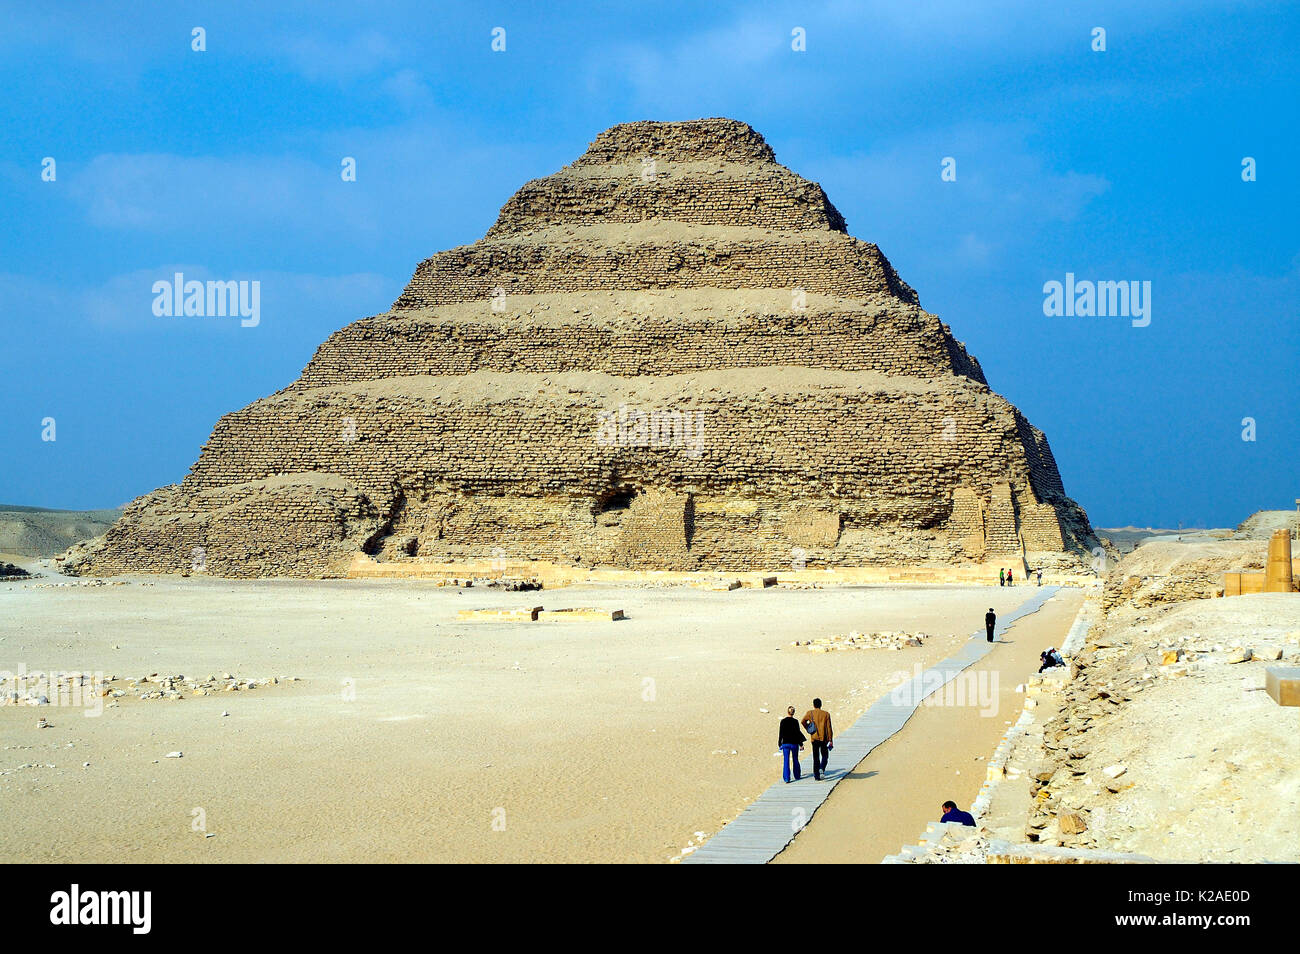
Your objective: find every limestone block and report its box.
[1265,666,1300,706]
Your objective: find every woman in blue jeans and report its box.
[778,706,807,782]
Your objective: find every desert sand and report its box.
[774,588,1083,863]
[0,569,1064,863]
[873,535,1300,864]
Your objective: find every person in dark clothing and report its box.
[940,801,976,826]
[1038,647,1065,673]
[801,698,834,781]
[778,706,806,782]
[985,608,996,642]
[998,568,1005,587]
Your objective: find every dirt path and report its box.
[773,588,1083,864]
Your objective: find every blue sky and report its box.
[1,0,1296,528]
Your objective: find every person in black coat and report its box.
[985,608,996,642]
[941,800,977,826]
[778,706,806,782]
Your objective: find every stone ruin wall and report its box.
[573,119,778,165]
[77,381,1081,577]
[486,167,848,237]
[178,386,1055,511]
[289,310,988,390]
[392,235,919,310]
[77,478,382,579]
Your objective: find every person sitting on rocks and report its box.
[1038,647,1065,673]
[940,801,976,826]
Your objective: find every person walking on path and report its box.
[1036,568,1043,586]
[801,699,834,781]
[998,568,1005,587]
[940,801,976,826]
[778,706,806,782]
[985,607,996,642]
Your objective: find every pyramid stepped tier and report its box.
[486,161,847,235]
[573,119,779,165]
[80,370,1090,577]
[290,292,987,389]
[70,119,1095,579]
[393,224,918,308]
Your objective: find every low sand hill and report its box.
[1234,509,1299,540]
[0,505,123,558]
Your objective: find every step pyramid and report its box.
[71,119,1095,578]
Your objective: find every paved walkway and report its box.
[681,586,1061,864]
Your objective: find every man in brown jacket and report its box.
[802,698,834,781]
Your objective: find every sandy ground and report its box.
[0,571,1048,863]
[774,589,1082,863]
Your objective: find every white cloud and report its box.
[280,30,401,82]
[0,267,395,335]
[379,68,436,111]
[65,153,374,236]
[802,121,1110,266]
[56,118,548,251]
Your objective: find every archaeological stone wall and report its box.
[393,234,920,309]
[289,309,989,389]
[487,168,847,237]
[75,369,1081,577]
[179,381,1049,510]
[573,119,777,165]
[76,477,382,578]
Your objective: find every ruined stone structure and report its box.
[70,119,1095,578]
[1223,529,1300,596]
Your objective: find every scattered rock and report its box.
[795,630,938,652]
[1058,810,1089,834]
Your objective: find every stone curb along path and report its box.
[882,593,1099,863]
[680,586,1063,864]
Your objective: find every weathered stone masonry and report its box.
[71,119,1095,578]
[291,305,988,389]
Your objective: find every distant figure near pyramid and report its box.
[69,119,1096,578]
